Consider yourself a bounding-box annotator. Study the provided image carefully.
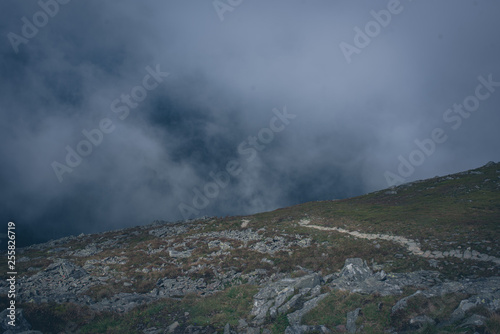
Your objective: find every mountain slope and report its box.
[1,162,499,333]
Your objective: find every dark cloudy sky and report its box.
[1,0,499,246]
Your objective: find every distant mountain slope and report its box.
[264,161,500,255]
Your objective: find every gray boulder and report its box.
[223,323,237,334]
[460,314,487,329]
[292,274,321,290]
[285,325,331,334]
[331,259,440,296]
[448,295,496,323]
[287,293,328,325]
[277,294,302,316]
[346,308,361,333]
[44,259,88,279]
[251,273,322,325]
[237,318,248,331]
[391,291,422,315]
[409,315,435,329]
[339,258,372,282]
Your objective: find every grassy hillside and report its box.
[274,161,500,245]
[1,162,499,333]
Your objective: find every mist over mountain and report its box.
[1,1,500,247]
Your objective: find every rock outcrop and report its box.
[328,258,441,296]
[250,273,322,325]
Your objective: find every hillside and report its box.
[1,162,500,333]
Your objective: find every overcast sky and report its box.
[1,0,499,246]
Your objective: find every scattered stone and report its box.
[409,315,435,329]
[238,318,248,331]
[208,240,232,250]
[252,235,312,254]
[331,259,440,296]
[73,243,102,257]
[153,276,217,298]
[224,323,235,334]
[431,251,443,258]
[460,314,487,329]
[246,327,261,334]
[183,325,216,333]
[346,308,361,333]
[149,223,188,238]
[167,321,180,333]
[464,250,472,259]
[168,249,192,258]
[428,259,439,268]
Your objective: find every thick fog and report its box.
[1,0,499,245]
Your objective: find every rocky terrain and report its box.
[1,162,499,333]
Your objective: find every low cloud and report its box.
[1,0,500,246]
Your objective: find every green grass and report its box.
[22,302,95,334]
[77,284,258,333]
[81,317,125,334]
[303,290,492,333]
[487,313,500,334]
[183,284,257,326]
[245,162,500,276]
[390,292,468,332]
[302,289,398,331]
[271,314,290,333]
